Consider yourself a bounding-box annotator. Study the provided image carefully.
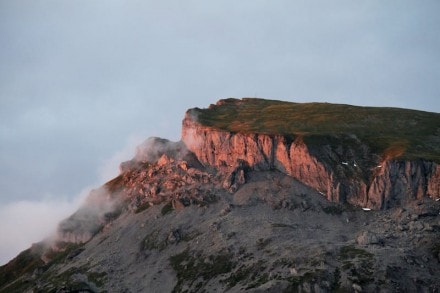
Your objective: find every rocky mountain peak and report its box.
[1,98,439,292]
[182,98,440,209]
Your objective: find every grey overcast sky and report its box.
[0,0,439,264]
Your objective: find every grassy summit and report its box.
[189,98,440,162]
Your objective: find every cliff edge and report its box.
[182,98,440,209]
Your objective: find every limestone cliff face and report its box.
[367,161,440,209]
[182,112,439,209]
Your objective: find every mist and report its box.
[0,193,86,265]
[0,136,145,265]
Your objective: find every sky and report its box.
[1,0,439,264]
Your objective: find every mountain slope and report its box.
[1,98,439,292]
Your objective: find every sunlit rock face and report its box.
[182,100,439,209]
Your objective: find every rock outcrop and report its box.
[182,102,440,209]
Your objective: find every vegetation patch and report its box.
[271,223,298,229]
[223,264,254,288]
[191,98,440,162]
[181,230,201,242]
[322,205,344,215]
[84,271,107,288]
[256,238,272,249]
[338,245,373,260]
[273,257,295,268]
[46,242,85,264]
[135,202,151,214]
[0,245,45,291]
[141,230,166,251]
[338,245,375,285]
[170,249,236,292]
[331,267,342,291]
[0,242,92,292]
[161,202,174,216]
[38,265,107,292]
[221,259,268,289]
[245,272,270,289]
[431,243,440,259]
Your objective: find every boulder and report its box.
[356,231,382,246]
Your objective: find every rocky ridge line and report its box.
[182,101,440,209]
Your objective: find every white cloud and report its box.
[0,189,89,265]
[0,134,147,265]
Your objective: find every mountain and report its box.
[1,98,439,292]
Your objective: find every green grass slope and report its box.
[189,98,440,162]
